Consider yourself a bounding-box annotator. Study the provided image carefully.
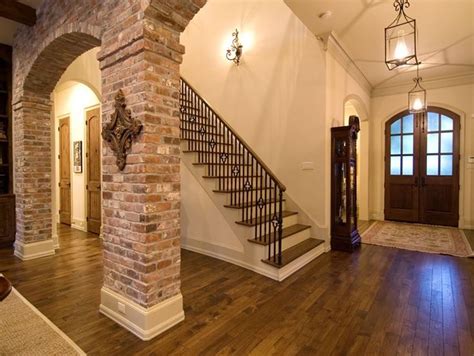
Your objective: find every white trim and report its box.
[71,218,87,232]
[182,242,326,282]
[14,239,55,261]
[99,288,184,341]
[52,233,60,250]
[372,72,474,97]
[11,288,86,355]
[182,243,280,280]
[317,31,372,95]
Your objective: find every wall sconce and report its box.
[226,29,243,65]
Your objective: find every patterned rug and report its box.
[362,221,474,257]
[0,287,85,355]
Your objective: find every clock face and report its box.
[335,139,347,158]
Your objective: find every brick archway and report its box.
[14,31,102,260]
[12,0,206,341]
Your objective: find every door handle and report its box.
[421,177,426,187]
[414,177,418,187]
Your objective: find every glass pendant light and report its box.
[385,0,418,70]
[408,65,427,113]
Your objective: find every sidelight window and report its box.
[426,112,454,176]
[389,114,414,175]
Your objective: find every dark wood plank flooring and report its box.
[0,225,473,355]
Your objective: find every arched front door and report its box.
[384,107,460,227]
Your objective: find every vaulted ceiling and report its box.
[285,0,474,91]
[2,0,473,94]
[0,0,42,45]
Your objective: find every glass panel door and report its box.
[385,107,460,227]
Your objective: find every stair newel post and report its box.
[278,188,284,265]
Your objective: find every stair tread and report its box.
[214,187,273,193]
[181,129,223,136]
[193,162,251,166]
[181,121,216,128]
[180,113,208,119]
[225,198,285,209]
[248,224,311,246]
[236,210,296,226]
[183,150,242,156]
[182,138,232,145]
[262,238,325,268]
[203,175,262,179]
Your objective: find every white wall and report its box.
[325,52,371,226]
[181,0,329,239]
[370,84,474,228]
[52,48,101,237]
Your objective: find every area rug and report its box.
[0,287,85,356]
[361,221,474,257]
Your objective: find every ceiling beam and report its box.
[0,0,36,26]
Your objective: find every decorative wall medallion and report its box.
[102,89,143,171]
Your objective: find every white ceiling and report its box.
[0,0,42,46]
[285,0,474,90]
[2,0,473,91]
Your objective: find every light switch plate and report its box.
[468,156,474,164]
[301,162,315,171]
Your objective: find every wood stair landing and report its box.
[262,238,324,267]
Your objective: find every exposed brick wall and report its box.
[13,0,205,308]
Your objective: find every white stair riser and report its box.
[229,203,288,217]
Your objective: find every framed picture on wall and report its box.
[73,141,83,173]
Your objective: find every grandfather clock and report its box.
[331,116,361,252]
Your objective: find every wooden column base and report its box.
[331,230,361,252]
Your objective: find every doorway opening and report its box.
[53,48,102,240]
[384,107,460,227]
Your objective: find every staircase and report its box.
[180,78,325,280]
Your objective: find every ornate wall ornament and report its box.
[102,89,143,171]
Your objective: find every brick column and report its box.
[13,93,55,260]
[98,13,186,340]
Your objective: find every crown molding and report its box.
[317,31,373,95]
[372,71,474,97]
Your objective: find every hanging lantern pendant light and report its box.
[385,0,419,70]
[408,65,427,113]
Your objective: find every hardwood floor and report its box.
[0,225,473,355]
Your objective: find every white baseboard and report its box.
[14,239,55,261]
[99,287,184,341]
[182,243,280,280]
[52,233,60,249]
[71,219,87,232]
[182,241,326,282]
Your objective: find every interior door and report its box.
[384,112,420,222]
[384,107,460,227]
[86,107,101,235]
[420,108,460,226]
[59,117,71,225]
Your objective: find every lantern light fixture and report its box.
[226,29,243,65]
[385,0,419,70]
[408,65,427,113]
